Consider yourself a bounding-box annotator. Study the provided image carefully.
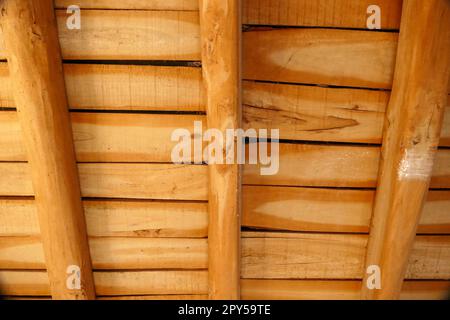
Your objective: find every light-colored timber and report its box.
[0,10,200,60]
[242,0,403,29]
[0,237,208,270]
[0,270,208,296]
[362,0,450,300]
[0,0,95,299]
[0,271,449,298]
[0,199,208,238]
[1,189,449,237]
[240,231,450,280]
[243,28,397,89]
[0,63,205,111]
[242,187,450,234]
[244,81,450,146]
[243,143,450,188]
[241,279,450,300]
[199,0,241,300]
[0,162,207,200]
[0,147,448,197]
[1,232,449,280]
[54,0,199,10]
[0,111,205,162]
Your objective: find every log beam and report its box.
[362,0,450,299]
[0,0,95,299]
[199,0,241,299]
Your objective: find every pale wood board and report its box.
[242,186,450,234]
[240,232,450,280]
[243,28,398,89]
[0,270,208,296]
[0,162,208,200]
[0,199,208,237]
[244,82,450,146]
[241,279,450,300]
[243,144,450,188]
[1,189,448,237]
[0,10,201,60]
[1,232,449,279]
[0,147,448,196]
[0,63,205,111]
[1,273,446,299]
[54,0,199,10]
[242,0,403,29]
[0,111,205,162]
[0,237,207,270]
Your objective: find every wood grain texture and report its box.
[0,0,95,299]
[242,0,403,29]
[57,10,200,60]
[1,232,449,279]
[241,232,450,280]
[242,186,450,234]
[0,270,207,296]
[54,0,199,10]
[0,111,205,162]
[0,199,208,237]
[362,0,450,300]
[1,189,448,238]
[241,279,450,300]
[243,143,450,188]
[0,146,448,196]
[243,28,397,89]
[244,83,450,146]
[0,237,208,270]
[2,83,448,147]
[200,0,241,299]
[0,162,207,200]
[0,63,205,111]
[0,10,201,60]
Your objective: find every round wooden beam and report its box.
[362,0,450,300]
[199,0,242,299]
[0,0,95,299]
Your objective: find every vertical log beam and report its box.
[0,0,95,299]
[362,0,450,300]
[199,0,241,299]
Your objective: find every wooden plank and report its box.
[0,270,447,298]
[0,111,205,162]
[244,83,450,146]
[0,63,205,111]
[242,187,450,234]
[0,270,207,296]
[54,0,199,10]
[0,237,208,270]
[78,163,207,200]
[243,28,397,89]
[0,147,448,197]
[0,199,208,238]
[242,0,403,29]
[0,0,95,299]
[0,10,201,60]
[57,10,200,60]
[241,279,450,300]
[243,143,450,188]
[362,0,450,300]
[98,295,207,300]
[199,0,241,299]
[0,162,207,200]
[1,189,448,238]
[241,232,450,280]
[2,85,448,149]
[0,63,13,108]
